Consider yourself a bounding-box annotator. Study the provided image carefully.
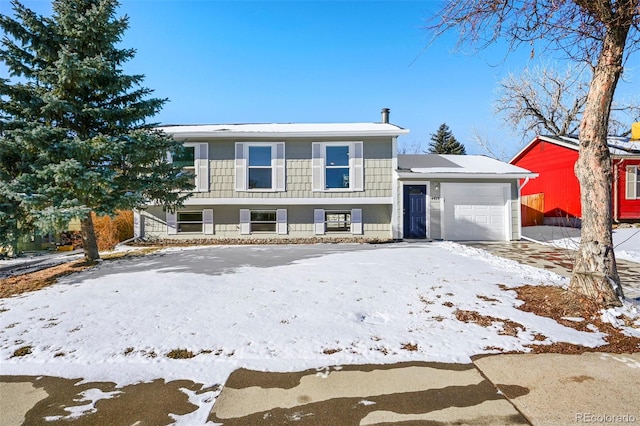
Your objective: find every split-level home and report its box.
[136,110,537,242]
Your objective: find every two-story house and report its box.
[136,110,535,242]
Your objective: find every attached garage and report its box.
[395,155,538,242]
[441,183,509,241]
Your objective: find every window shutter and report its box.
[276,209,287,235]
[626,166,637,200]
[166,211,177,235]
[352,142,364,191]
[274,142,286,191]
[235,143,246,191]
[314,209,325,235]
[203,209,214,235]
[351,208,363,235]
[239,209,251,235]
[196,143,209,192]
[133,210,142,238]
[312,142,324,191]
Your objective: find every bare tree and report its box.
[427,0,640,307]
[495,63,640,141]
[469,128,511,161]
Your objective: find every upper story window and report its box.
[169,142,209,192]
[248,146,273,189]
[325,146,350,189]
[173,146,196,186]
[626,166,640,200]
[235,142,285,192]
[312,141,363,192]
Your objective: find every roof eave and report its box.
[159,129,410,139]
[397,172,538,179]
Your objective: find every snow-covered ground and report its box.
[523,226,640,263]
[1,241,638,423]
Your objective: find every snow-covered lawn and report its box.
[525,226,640,263]
[1,241,638,422]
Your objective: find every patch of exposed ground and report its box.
[455,310,525,337]
[513,285,640,354]
[0,248,160,299]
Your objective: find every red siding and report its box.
[615,159,640,220]
[512,140,582,218]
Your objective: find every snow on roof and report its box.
[397,154,537,179]
[511,135,640,163]
[158,122,409,138]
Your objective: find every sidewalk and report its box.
[464,227,640,300]
[4,353,638,425]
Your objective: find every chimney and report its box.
[381,108,390,124]
[632,122,640,140]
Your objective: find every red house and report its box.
[510,133,640,225]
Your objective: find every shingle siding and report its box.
[185,138,393,200]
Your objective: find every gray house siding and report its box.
[141,204,391,240]
[183,137,393,200]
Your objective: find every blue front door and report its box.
[403,185,427,239]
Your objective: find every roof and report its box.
[158,122,409,139]
[397,154,537,179]
[510,134,640,164]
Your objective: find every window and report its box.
[248,146,273,189]
[177,212,203,233]
[250,210,277,232]
[314,208,362,235]
[235,142,285,191]
[240,209,287,235]
[626,166,640,200]
[169,142,209,192]
[166,209,213,235]
[325,211,351,232]
[173,146,196,186]
[312,142,363,192]
[325,146,350,189]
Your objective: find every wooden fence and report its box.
[521,193,544,227]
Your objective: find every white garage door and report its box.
[441,183,510,241]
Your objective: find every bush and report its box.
[92,210,134,251]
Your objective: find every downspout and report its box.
[519,177,530,191]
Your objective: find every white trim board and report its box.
[181,197,393,206]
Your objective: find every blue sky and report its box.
[3,1,639,158]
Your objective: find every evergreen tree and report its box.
[0,0,194,261]
[428,123,467,155]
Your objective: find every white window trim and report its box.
[166,209,213,235]
[626,165,639,200]
[235,142,285,192]
[239,208,287,235]
[314,208,362,235]
[312,141,364,192]
[168,142,209,192]
[324,210,353,232]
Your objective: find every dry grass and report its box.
[166,349,195,359]
[0,247,160,299]
[455,310,526,337]
[513,285,640,354]
[0,260,94,298]
[12,345,32,358]
[93,210,134,251]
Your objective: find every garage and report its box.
[441,183,510,241]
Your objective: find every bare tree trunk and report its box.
[569,28,628,308]
[80,212,100,263]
